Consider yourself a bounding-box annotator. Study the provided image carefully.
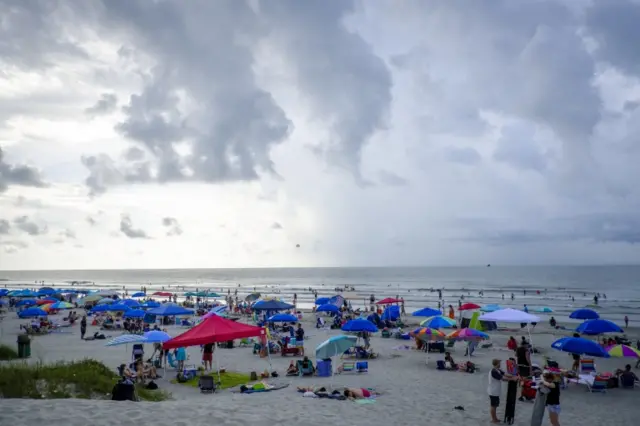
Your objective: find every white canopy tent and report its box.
[478,308,541,348]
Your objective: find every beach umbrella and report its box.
[535,307,553,313]
[147,303,194,316]
[252,299,294,311]
[316,304,340,314]
[197,292,221,298]
[92,303,130,313]
[152,291,173,297]
[123,309,146,319]
[419,315,456,329]
[0,289,9,296]
[96,290,119,297]
[81,294,103,303]
[140,300,161,308]
[446,328,489,341]
[551,337,610,358]
[121,299,141,308]
[245,293,261,302]
[480,304,503,312]
[266,313,298,323]
[16,290,38,298]
[412,307,442,317]
[106,334,146,346]
[576,319,623,335]
[605,344,640,359]
[18,307,48,318]
[316,335,357,359]
[36,298,58,305]
[376,297,402,305]
[202,306,228,320]
[97,298,116,305]
[415,327,446,341]
[131,292,145,298]
[315,297,331,305]
[341,318,378,333]
[569,308,599,320]
[49,301,74,310]
[16,299,37,307]
[459,303,481,311]
[143,330,172,343]
[184,292,197,297]
[36,288,56,296]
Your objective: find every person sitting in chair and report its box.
[286,361,299,376]
[301,356,315,373]
[444,352,457,370]
[616,364,639,388]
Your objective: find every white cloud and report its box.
[1,0,640,270]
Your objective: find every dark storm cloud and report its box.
[0,147,47,192]
[0,219,10,234]
[161,217,182,236]
[85,93,118,116]
[13,215,47,235]
[120,214,149,239]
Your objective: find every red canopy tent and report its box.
[152,291,173,297]
[163,315,265,350]
[376,297,402,305]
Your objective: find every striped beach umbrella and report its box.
[606,344,640,359]
[419,316,456,328]
[446,328,489,341]
[105,334,146,346]
[49,301,74,310]
[415,327,446,341]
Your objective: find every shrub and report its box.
[0,344,19,361]
[0,358,170,401]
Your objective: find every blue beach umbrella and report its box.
[576,319,623,335]
[267,313,298,323]
[419,315,457,329]
[18,307,48,318]
[16,290,38,298]
[131,292,146,298]
[143,330,172,343]
[551,337,610,358]
[16,299,37,307]
[535,307,553,313]
[106,334,146,346]
[316,304,340,314]
[412,307,442,317]
[341,318,378,333]
[140,300,161,309]
[123,309,145,319]
[315,297,331,305]
[252,299,295,311]
[36,288,56,297]
[0,289,9,296]
[316,335,358,359]
[569,308,599,320]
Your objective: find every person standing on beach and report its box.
[624,315,629,328]
[488,359,511,423]
[202,342,214,371]
[542,373,561,426]
[80,315,87,340]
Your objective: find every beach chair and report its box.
[589,376,608,393]
[338,361,368,374]
[198,375,216,393]
[580,359,595,374]
[132,344,144,362]
[296,360,314,376]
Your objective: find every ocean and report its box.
[2,266,639,326]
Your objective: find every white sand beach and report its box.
[1,312,639,426]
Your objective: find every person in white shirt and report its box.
[488,358,513,423]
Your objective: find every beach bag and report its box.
[521,380,536,400]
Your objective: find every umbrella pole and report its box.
[527,323,534,351]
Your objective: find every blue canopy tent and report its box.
[267,313,298,323]
[147,303,194,316]
[315,297,331,305]
[121,299,141,308]
[140,300,161,309]
[252,300,295,311]
[316,304,340,314]
[16,299,37,307]
[123,309,146,319]
[92,303,130,313]
[131,292,145,298]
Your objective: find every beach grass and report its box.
[0,344,19,360]
[171,371,252,389]
[0,358,170,401]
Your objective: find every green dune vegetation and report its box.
[0,359,170,401]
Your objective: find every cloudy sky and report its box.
[1,0,640,270]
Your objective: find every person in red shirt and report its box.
[507,336,517,351]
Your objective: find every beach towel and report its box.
[233,383,289,394]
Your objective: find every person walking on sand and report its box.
[80,315,87,340]
[542,372,561,426]
[624,315,629,328]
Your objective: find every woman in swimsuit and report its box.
[343,388,379,399]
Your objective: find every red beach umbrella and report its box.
[152,292,173,297]
[375,297,403,305]
[459,303,481,311]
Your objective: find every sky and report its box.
[1,0,640,270]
